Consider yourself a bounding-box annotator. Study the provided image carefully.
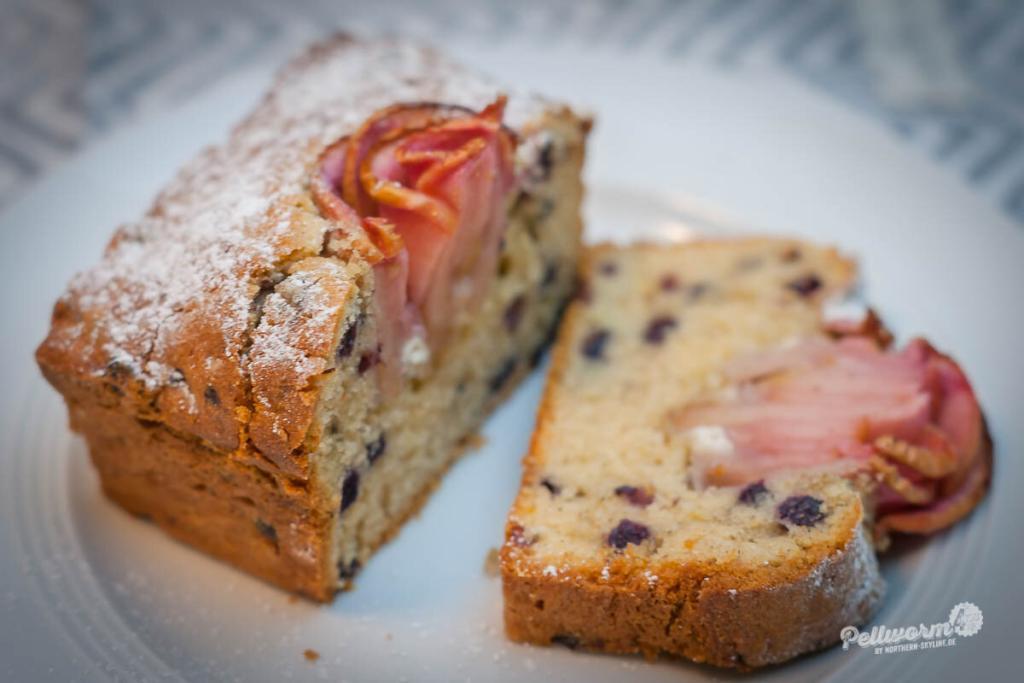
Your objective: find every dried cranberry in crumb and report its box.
[340,470,360,512]
[786,274,823,297]
[580,329,610,360]
[607,519,651,549]
[738,480,769,506]
[643,316,678,344]
[778,495,825,527]
[614,485,654,507]
[204,385,220,405]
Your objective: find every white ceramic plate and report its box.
[2,39,1022,683]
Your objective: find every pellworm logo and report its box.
[840,602,983,655]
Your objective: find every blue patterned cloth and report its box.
[3,0,1023,222]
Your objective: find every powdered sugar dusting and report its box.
[44,34,554,436]
[249,267,339,384]
[75,194,280,391]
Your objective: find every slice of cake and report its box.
[501,239,991,668]
[36,34,591,601]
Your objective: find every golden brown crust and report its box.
[68,335,543,602]
[502,513,883,668]
[71,399,336,601]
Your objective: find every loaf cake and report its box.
[36,35,591,601]
[501,238,991,668]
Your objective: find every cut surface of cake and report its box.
[36,34,590,601]
[500,238,990,668]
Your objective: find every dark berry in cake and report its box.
[738,480,769,506]
[778,495,825,527]
[580,329,610,360]
[336,319,359,360]
[607,519,651,548]
[643,316,678,344]
[340,470,360,513]
[337,558,361,579]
